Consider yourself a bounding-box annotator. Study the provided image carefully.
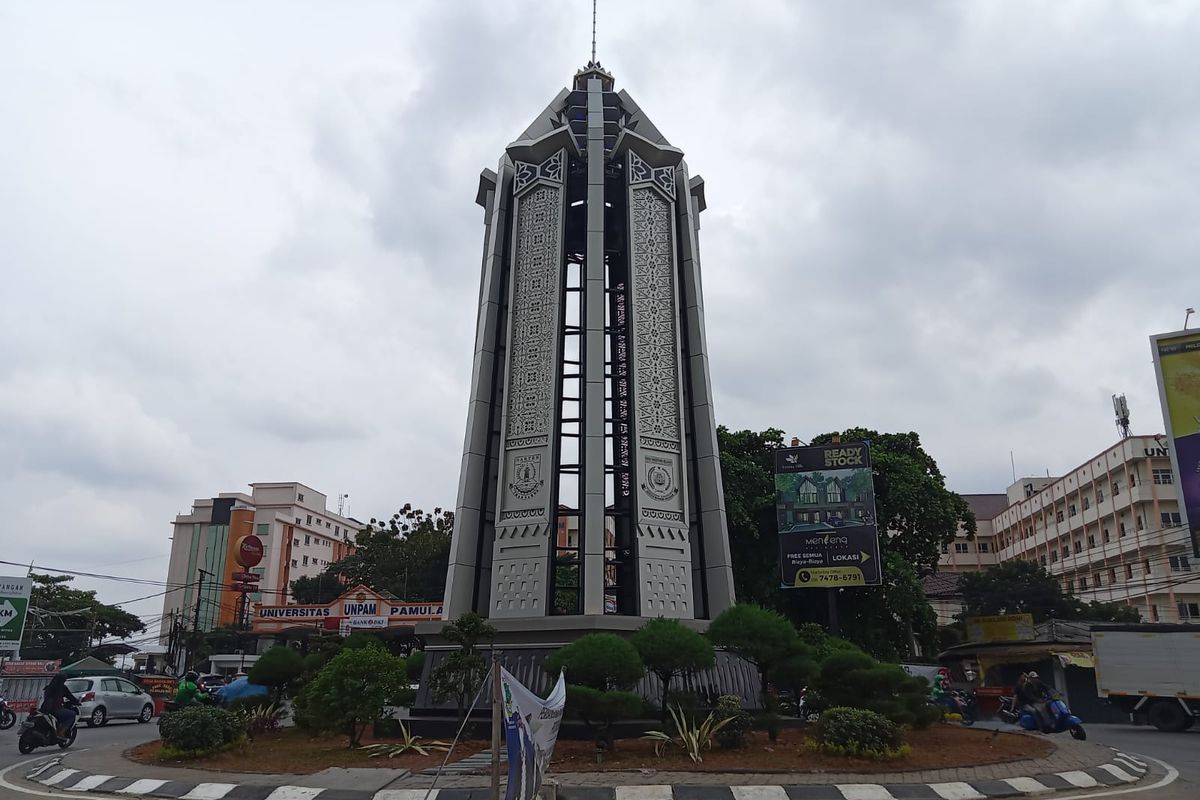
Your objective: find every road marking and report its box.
[1038,753,1177,800]
[836,786,894,800]
[264,788,325,800]
[374,792,440,800]
[26,760,63,780]
[616,788,673,800]
[1056,772,1099,789]
[1002,777,1051,794]
[732,788,789,800]
[1111,756,1144,774]
[115,779,169,795]
[1098,765,1137,783]
[40,771,78,787]
[182,784,238,799]
[929,782,985,800]
[64,775,113,792]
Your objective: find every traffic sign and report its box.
[0,576,32,649]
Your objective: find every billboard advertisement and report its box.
[1151,330,1200,558]
[775,443,881,587]
[0,576,32,651]
[966,614,1036,643]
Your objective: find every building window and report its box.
[1124,564,1133,580]
[257,523,269,536]
[1074,540,1082,554]
[941,544,948,554]
[305,535,311,545]
[1162,512,1182,528]
[295,517,301,524]
[1087,535,1095,548]
[1103,528,1111,543]
[1112,481,1121,496]
[1050,549,1059,562]
[1093,572,1102,587]
[1083,497,1091,511]
[1136,515,1144,531]
[1153,469,1174,485]
[979,542,990,553]
[298,492,305,501]
[1151,604,1159,621]
[1039,555,1047,566]
[1169,555,1191,573]
[1056,510,1065,523]
[1119,522,1127,537]
[306,514,313,524]
[955,543,969,553]
[1108,568,1116,584]
[334,526,340,535]
[1068,504,1077,517]
[1144,558,1152,574]
[302,556,309,566]
[1096,488,1105,503]
[326,521,331,529]
[1179,603,1200,620]
[1079,576,1088,590]
[291,559,298,568]
[1066,580,1075,592]
[1129,471,1138,486]
[293,538,299,546]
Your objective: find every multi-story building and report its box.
[992,436,1197,623]
[938,494,1008,573]
[161,482,360,637]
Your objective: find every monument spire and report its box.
[591,0,597,65]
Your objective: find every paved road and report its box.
[1083,723,1197,800]
[0,717,158,775]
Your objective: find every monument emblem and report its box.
[441,57,736,624]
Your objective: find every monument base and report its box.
[409,615,761,722]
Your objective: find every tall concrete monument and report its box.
[443,61,735,626]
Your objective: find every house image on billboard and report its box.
[778,473,872,531]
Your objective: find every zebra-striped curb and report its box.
[20,751,1151,800]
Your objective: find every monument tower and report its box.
[443,58,735,626]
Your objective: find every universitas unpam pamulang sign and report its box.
[1151,329,1200,559]
[251,584,443,634]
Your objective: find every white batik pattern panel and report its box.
[630,187,681,446]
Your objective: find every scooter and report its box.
[17,704,79,754]
[1015,692,1086,740]
[948,689,977,726]
[998,694,1020,724]
[0,695,16,731]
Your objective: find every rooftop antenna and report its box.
[337,493,350,517]
[1113,394,1131,439]
[1185,307,1195,330]
[591,0,598,64]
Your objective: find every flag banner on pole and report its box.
[501,666,565,800]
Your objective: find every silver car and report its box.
[64,676,155,727]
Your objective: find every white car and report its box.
[64,676,155,727]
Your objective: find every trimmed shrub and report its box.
[713,695,752,749]
[545,633,645,751]
[300,646,409,746]
[158,705,245,756]
[405,649,427,682]
[249,645,304,701]
[633,617,715,721]
[812,707,907,760]
[813,650,940,729]
[707,605,797,702]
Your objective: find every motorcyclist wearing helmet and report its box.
[175,671,202,707]
[40,673,80,743]
[1015,670,1052,731]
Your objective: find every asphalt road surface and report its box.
[1083,723,1197,800]
[0,716,159,776]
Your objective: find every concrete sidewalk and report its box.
[15,736,1154,800]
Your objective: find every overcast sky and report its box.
[2,1,1197,629]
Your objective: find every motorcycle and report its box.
[1012,692,1086,740]
[0,696,16,731]
[17,703,79,755]
[946,689,977,726]
[998,694,1020,724]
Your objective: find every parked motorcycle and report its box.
[17,704,79,755]
[0,695,16,731]
[948,689,977,726]
[1011,692,1086,740]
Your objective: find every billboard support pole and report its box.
[827,589,840,636]
[491,650,501,800]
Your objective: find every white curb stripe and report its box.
[616,788,674,800]
[183,783,239,799]
[1112,756,1145,773]
[1057,771,1100,788]
[375,792,441,800]
[41,769,79,786]
[27,760,63,779]
[837,786,895,800]
[929,782,986,800]
[1116,752,1147,768]
[65,775,114,791]
[732,788,789,800]
[1002,777,1052,794]
[116,779,170,795]
[264,788,325,800]
[1099,765,1137,783]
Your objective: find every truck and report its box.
[1092,624,1200,732]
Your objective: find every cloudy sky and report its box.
[2,1,1197,627]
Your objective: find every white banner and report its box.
[501,666,565,800]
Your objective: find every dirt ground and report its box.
[549,725,1054,773]
[127,731,489,775]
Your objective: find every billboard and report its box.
[0,576,32,651]
[775,443,881,587]
[966,614,1036,643]
[1151,330,1200,559]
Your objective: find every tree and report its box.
[429,613,496,726]
[299,646,408,746]
[717,427,975,660]
[632,618,715,721]
[290,573,347,604]
[249,645,304,701]
[959,561,1141,623]
[706,604,797,701]
[544,633,644,751]
[21,573,146,663]
[327,504,452,601]
[811,649,940,728]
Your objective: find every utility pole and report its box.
[187,569,211,671]
[491,649,502,800]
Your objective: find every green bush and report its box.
[299,646,409,746]
[812,707,906,760]
[249,646,304,701]
[545,633,645,750]
[713,695,752,749]
[158,705,245,755]
[633,618,714,721]
[405,649,427,682]
[812,650,940,729]
[707,605,797,702]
